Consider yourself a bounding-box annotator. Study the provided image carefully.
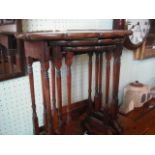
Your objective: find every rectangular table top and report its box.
[16,29,132,41]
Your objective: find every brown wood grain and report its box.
[40,63,48,133]
[41,61,54,134]
[26,57,40,135]
[98,52,103,109]
[16,30,132,41]
[65,52,74,124]
[88,52,93,113]
[111,45,122,117]
[105,51,112,105]
[94,52,100,111]
[51,60,59,130]
[21,29,132,135]
[52,46,63,133]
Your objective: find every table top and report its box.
[16,29,132,41]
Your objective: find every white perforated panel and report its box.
[0,77,33,134]
[22,19,112,32]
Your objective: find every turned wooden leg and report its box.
[40,64,48,134]
[112,54,118,114]
[52,46,63,133]
[15,53,21,72]
[98,52,103,109]
[51,60,59,130]
[41,61,54,134]
[8,53,13,74]
[26,57,40,135]
[112,46,122,116]
[94,52,99,111]
[65,52,73,124]
[1,50,5,74]
[56,68,63,131]
[109,46,123,134]
[105,51,112,106]
[88,52,93,113]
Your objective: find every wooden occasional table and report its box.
[16,30,132,135]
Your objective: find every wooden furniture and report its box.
[16,30,132,135]
[0,20,25,81]
[118,98,155,134]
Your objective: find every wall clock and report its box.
[134,19,155,60]
[124,19,150,50]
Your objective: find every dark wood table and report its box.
[16,30,132,135]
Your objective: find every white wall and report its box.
[119,49,155,103]
[1,19,155,134]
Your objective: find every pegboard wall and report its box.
[22,19,113,32]
[1,19,155,135]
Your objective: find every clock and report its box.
[124,19,150,50]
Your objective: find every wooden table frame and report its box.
[16,30,132,135]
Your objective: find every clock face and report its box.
[127,19,150,45]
